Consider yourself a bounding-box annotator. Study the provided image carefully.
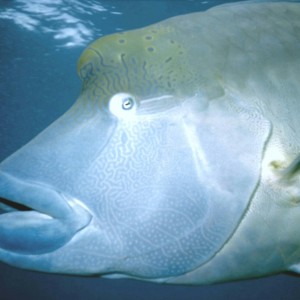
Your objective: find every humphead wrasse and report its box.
[0,1,300,284]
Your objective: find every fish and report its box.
[0,1,300,285]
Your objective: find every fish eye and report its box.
[122,96,135,110]
[109,93,137,118]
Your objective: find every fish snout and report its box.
[0,171,92,255]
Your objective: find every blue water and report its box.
[1,0,300,299]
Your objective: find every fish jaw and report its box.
[0,170,92,256]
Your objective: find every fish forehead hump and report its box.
[76,2,300,110]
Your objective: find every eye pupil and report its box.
[122,97,134,110]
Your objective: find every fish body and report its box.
[0,1,300,284]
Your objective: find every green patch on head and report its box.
[77,23,196,108]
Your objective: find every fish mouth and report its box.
[0,171,92,255]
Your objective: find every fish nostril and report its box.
[0,197,32,212]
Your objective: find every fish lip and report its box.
[0,170,92,255]
[0,170,78,218]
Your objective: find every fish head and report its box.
[0,20,270,279]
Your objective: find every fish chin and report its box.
[0,171,92,255]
